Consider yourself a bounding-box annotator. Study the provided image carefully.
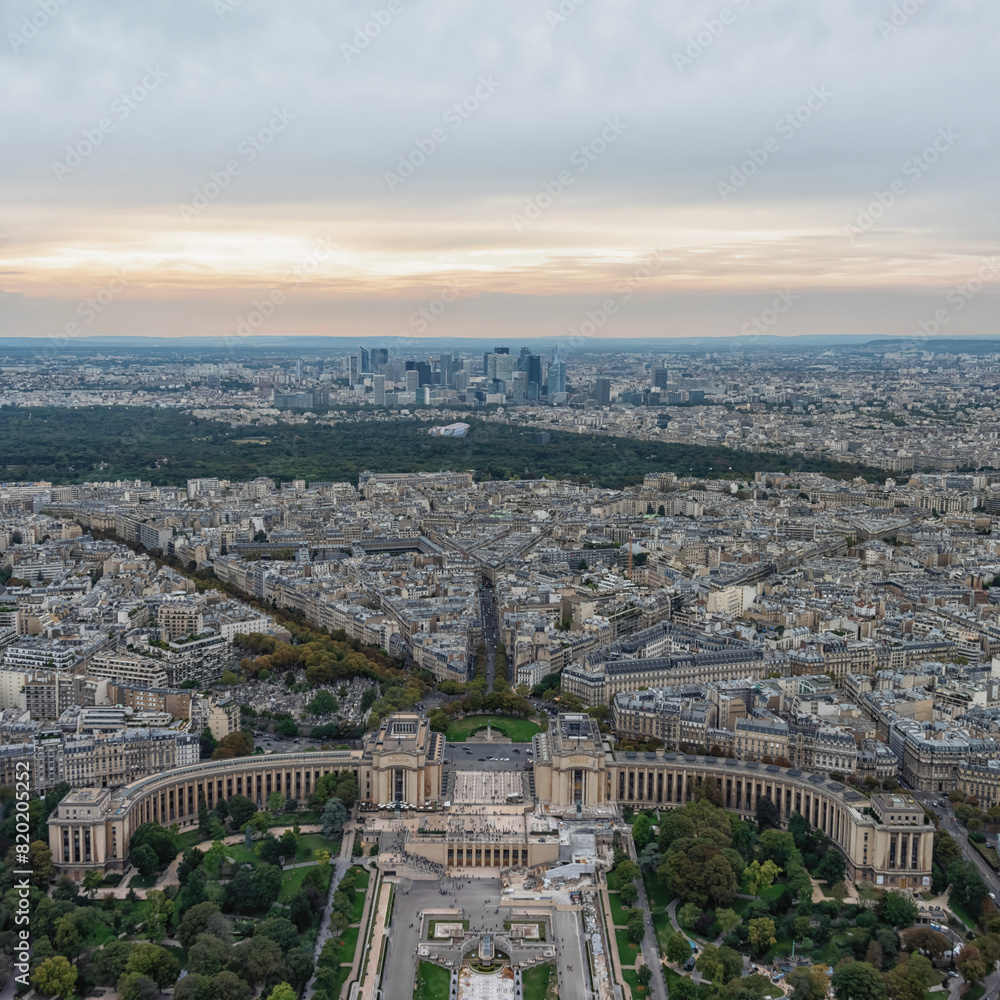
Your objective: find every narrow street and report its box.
[480,581,499,692]
[636,875,668,1000]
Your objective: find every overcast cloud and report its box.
[1,0,998,342]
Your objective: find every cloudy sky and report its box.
[1,0,998,344]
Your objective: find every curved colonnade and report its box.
[48,728,934,889]
[49,749,365,876]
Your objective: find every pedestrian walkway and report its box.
[809,877,858,905]
[97,824,323,899]
[304,823,361,1000]
[358,881,392,1000]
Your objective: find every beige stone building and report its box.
[957,759,1000,807]
[562,648,765,706]
[366,713,443,807]
[156,603,204,641]
[48,712,933,889]
[206,698,241,740]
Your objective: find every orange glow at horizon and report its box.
[1,198,996,309]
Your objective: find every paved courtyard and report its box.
[381,874,593,1000]
[457,966,516,1000]
[454,770,524,803]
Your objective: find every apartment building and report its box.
[0,728,198,794]
[22,672,107,721]
[957,759,1000,808]
[562,647,765,706]
[611,688,713,747]
[2,639,79,672]
[735,715,790,762]
[156,603,204,641]
[787,720,858,774]
[205,698,241,740]
[106,682,193,719]
[889,719,1000,791]
[857,739,900,783]
[88,652,169,689]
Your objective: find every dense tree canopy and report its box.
[0,407,881,487]
[656,799,752,909]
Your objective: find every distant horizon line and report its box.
[2,333,1000,346]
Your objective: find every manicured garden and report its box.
[414,959,451,1000]
[617,796,999,1000]
[277,861,333,902]
[617,927,643,968]
[311,865,374,999]
[609,890,632,927]
[445,715,543,743]
[522,962,556,1000]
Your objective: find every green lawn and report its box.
[812,932,850,966]
[296,833,340,862]
[326,926,360,966]
[609,891,632,927]
[741,881,784,902]
[91,924,118,946]
[278,862,331,902]
[351,887,366,922]
[331,964,352,998]
[224,843,257,865]
[522,962,556,1000]
[81,922,118,951]
[343,866,371,925]
[616,929,642,969]
[445,716,542,743]
[269,810,319,827]
[622,968,650,997]
[949,895,978,931]
[161,945,189,971]
[176,829,205,852]
[414,960,450,1000]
